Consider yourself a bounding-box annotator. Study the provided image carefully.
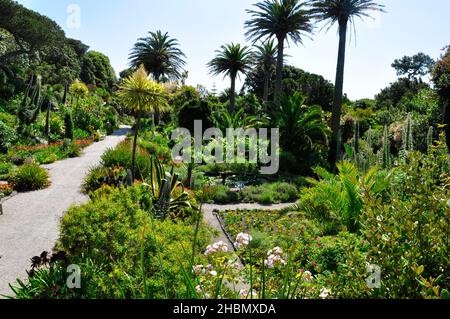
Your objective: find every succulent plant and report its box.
[144,156,191,219]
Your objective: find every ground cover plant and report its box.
[1,0,449,302]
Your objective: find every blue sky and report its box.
[17,0,450,100]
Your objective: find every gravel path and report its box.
[0,126,130,297]
[201,203,295,292]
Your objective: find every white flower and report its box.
[173,156,184,165]
[204,241,229,256]
[210,270,218,277]
[193,265,205,276]
[319,288,331,299]
[268,247,283,256]
[195,285,202,294]
[264,247,287,268]
[234,233,253,249]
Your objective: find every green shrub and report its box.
[269,182,298,202]
[33,147,66,164]
[73,128,90,139]
[0,120,16,153]
[201,185,240,204]
[53,186,210,298]
[361,148,450,298]
[101,140,151,178]
[258,190,274,205]
[240,182,298,204]
[0,161,13,177]
[12,163,49,192]
[64,112,74,140]
[83,165,127,193]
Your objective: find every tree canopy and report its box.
[392,53,435,80]
[80,51,117,90]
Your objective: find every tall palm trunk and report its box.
[263,70,270,103]
[131,111,142,181]
[329,21,348,168]
[274,37,285,106]
[154,73,161,126]
[230,73,237,114]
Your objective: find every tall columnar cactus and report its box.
[366,128,373,168]
[353,121,360,158]
[18,75,44,131]
[403,113,414,152]
[382,125,391,169]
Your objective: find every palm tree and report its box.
[245,0,314,106]
[273,92,329,156]
[116,65,168,180]
[254,39,277,103]
[207,43,253,114]
[309,0,385,168]
[129,30,187,82]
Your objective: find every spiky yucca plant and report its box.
[144,156,191,219]
[116,65,168,180]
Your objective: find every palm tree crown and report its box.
[129,30,187,82]
[254,39,277,72]
[245,0,314,45]
[254,39,278,102]
[208,43,253,114]
[245,0,314,105]
[309,0,385,30]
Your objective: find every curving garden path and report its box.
[0,126,130,297]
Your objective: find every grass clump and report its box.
[11,163,49,192]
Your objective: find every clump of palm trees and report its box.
[124,0,385,168]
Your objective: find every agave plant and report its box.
[144,156,191,219]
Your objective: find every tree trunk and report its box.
[274,37,285,107]
[230,73,236,114]
[328,21,348,169]
[131,111,142,181]
[187,164,194,188]
[263,70,270,104]
[151,113,156,136]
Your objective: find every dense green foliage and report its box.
[11,162,49,192]
[3,0,449,301]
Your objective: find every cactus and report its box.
[366,128,373,168]
[382,125,391,169]
[18,75,44,132]
[403,113,414,152]
[354,121,360,159]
